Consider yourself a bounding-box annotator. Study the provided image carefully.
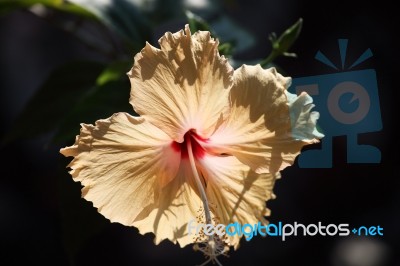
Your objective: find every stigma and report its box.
[171,130,208,159]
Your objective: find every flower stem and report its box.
[186,137,212,225]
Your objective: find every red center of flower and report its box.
[171,130,208,159]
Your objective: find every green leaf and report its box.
[53,78,133,143]
[96,61,131,86]
[186,10,212,33]
[260,18,303,67]
[218,42,234,57]
[0,0,96,19]
[3,61,105,144]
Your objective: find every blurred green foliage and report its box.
[0,0,95,17]
[0,0,303,262]
[1,0,302,145]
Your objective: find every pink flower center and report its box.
[171,130,208,159]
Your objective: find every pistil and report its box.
[186,136,212,225]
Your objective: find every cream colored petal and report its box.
[197,154,277,248]
[209,65,320,174]
[60,113,180,226]
[285,90,325,140]
[132,160,202,247]
[128,25,233,142]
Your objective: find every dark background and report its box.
[0,0,397,265]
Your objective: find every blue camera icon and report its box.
[290,40,382,168]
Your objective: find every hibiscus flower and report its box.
[60,25,323,264]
